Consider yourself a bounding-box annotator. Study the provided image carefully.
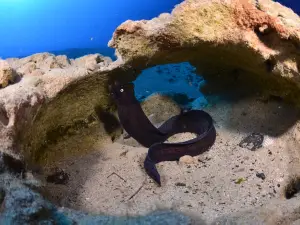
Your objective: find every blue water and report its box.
[0,0,298,59]
[0,0,182,59]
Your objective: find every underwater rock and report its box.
[8,53,71,76]
[239,133,264,151]
[109,0,300,105]
[0,60,17,88]
[256,172,266,180]
[0,50,117,166]
[72,53,113,72]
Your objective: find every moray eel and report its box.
[109,81,216,186]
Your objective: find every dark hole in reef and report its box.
[267,95,284,103]
[0,107,9,126]
[0,152,26,178]
[265,58,276,73]
[0,188,5,205]
[253,24,275,44]
[285,176,300,199]
[94,106,121,136]
[29,207,52,221]
[254,24,272,37]
[46,168,69,185]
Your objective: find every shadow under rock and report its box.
[41,107,121,210]
[42,149,105,210]
[205,93,300,137]
[197,67,300,137]
[94,105,121,141]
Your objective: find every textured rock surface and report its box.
[109,0,300,105]
[0,52,123,169]
[0,60,17,88]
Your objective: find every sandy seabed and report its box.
[44,97,299,223]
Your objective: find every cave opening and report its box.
[133,62,209,110]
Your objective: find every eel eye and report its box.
[120,89,124,92]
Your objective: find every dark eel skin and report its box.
[109,81,216,186]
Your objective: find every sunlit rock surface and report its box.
[109,0,300,105]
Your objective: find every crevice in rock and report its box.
[0,107,9,127]
[285,176,300,199]
[0,188,5,205]
[0,152,26,178]
[94,106,121,136]
[265,58,276,73]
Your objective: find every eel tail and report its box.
[144,155,161,186]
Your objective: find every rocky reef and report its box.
[0,0,300,224]
[109,0,300,104]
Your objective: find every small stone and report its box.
[239,133,264,151]
[258,24,269,33]
[175,182,186,187]
[179,155,195,164]
[256,172,266,180]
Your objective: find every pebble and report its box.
[256,172,266,180]
[179,155,195,164]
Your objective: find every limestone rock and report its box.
[73,53,113,72]
[7,53,72,77]
[0,60,16,88]
[109,0,300,105]
[0,51,118,163]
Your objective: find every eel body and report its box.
[109,81,216,186]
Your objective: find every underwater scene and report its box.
[0,0,300,224]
